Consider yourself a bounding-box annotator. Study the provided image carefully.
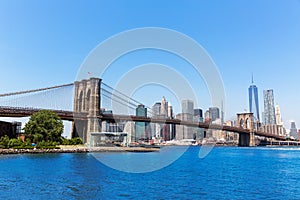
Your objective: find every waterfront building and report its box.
[101,121,125,132]
[123,121,135,145]
[248,75,260,121]
[0,121,22,138]
[289,121,298,140]
[263,89,276,125]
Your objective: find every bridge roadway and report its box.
[0,106,286,140]
[99,114,286,140]
[0,106,74,121]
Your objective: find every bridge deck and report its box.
[0,106,286,140]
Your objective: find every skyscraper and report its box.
[152,102,161,117]
[167,104,173,119]
[194,108,204,139]
[182,99,194,115]
[263,89,276,125]
[289,121,298,140]
[160,96,168,117]
[151,97,173,141]
[209,107,220,122]
[135,105,147,141]
[248,75,260,121]
[275,105,283,126]
[175,100,194,140]
[194,109,203,121]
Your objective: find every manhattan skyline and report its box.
[0,1,300,130]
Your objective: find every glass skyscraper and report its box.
[263,89,276,125]
[248,77,260,121]
[135,105,147,141]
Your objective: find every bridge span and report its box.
[0,77,287,146]
[0,106,286,142]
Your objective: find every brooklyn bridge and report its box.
[0,78,286,146]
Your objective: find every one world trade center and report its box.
[248,75,260,122]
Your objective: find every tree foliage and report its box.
[61,137,83,145]
[23,110,64,142]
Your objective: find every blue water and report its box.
[1,146,300,199]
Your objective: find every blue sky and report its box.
[1,0,300,132]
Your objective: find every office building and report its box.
[160,96,168,117]
[194,109,204,139]
[168,105,173,119]
[209,107,220,122]
[275,105,283,126]
[175,113,194,140]
[135,105,147,141]
[151,97,174,140]
[152,102,161,117]
[204,110,211,122]
[290,121,298,140]
[263,89,276,125]
[0,121,22,138]
[182,99,194,115]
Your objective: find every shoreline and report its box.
[1,144,298,155]
[0,146,161,155]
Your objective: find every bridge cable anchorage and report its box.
[102,82,153,111]
[0,83,74,97]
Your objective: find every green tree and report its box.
[23,110,64,142]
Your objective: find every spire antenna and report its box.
[252,73,254,84]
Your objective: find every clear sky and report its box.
[1,0,300,132]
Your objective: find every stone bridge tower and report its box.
[73,78,102,144]
[237,113,255,146]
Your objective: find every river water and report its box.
[1,146,300,199]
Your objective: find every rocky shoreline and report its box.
[0,146,160,155]
[0,148,89,154]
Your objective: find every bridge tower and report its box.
[237,113,255,146]
[73,78,102,144]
